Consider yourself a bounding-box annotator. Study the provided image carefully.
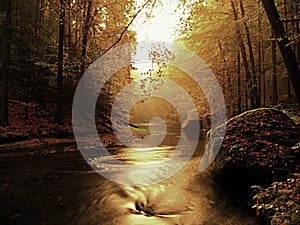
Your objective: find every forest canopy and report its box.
[0,0,299,125]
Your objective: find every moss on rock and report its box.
[213,108,300,182]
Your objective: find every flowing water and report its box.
[68,125,260,225]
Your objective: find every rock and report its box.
[212,108,300,182]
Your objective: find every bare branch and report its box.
[100,0,155,56]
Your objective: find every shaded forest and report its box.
[0,0,157,126]
[178,0,300,117]
[0,0,299,125]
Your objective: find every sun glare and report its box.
[133,0,183,43]
[131,1,185,81]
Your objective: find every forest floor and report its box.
[1,100,299,147]
[0,101,119,149]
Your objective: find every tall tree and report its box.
[231,0,254,109]
[1,0,12,125]
[237,47,242,114]
[272,31,278,105]
[262,0,300,107]
[283,0,292,98]
[55,0,66,124]
[239,0,259,108]
[80,0,93,77]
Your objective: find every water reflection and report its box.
[70,128,259,225]
[110,146,175,164]
[89,126,200,185]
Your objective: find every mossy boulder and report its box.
[213,108,300,182]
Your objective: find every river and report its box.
[1,125,260,225]
[68,125,260,225]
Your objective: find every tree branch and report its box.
[99,0,155,57]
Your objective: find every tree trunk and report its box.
[258,0,263,106]
[283,0,292,98]
[35,0,40,54]
[262,0,300,107]
[240,0,259,108]
[80,0,92,77]
[55,0,66,124]
[231,0,255,109]
[237,48,242,114]
[272,31,278,105]
[218,41,227,97]
[1,0,12,126]
[294,3,300,64]
[262,39,266,106]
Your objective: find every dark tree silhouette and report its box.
[56,0,66,124]
[1,0,12,126]
[262,0,300,107]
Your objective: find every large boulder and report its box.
[212,108,300,182]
